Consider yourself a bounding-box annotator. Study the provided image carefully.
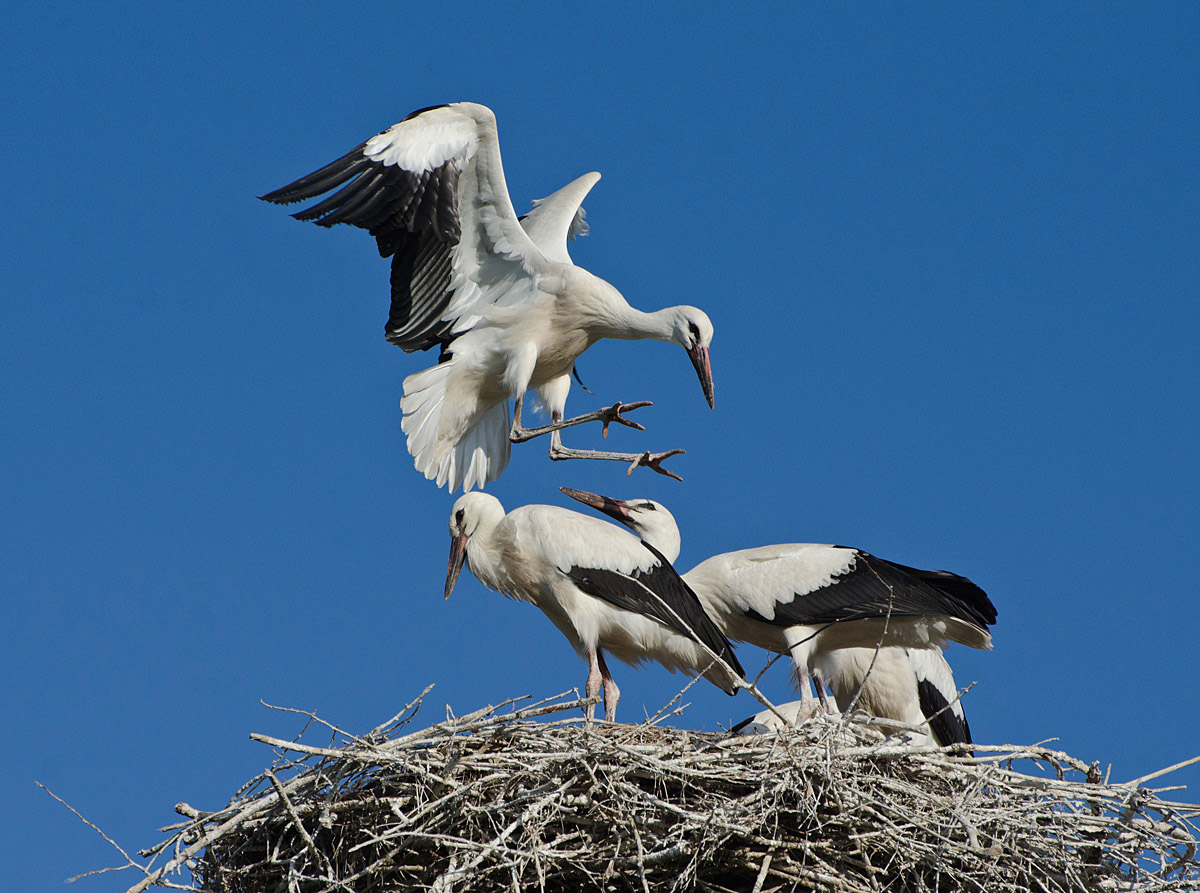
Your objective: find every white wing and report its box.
[685,544,994,648]
[509,505,664,577]
[731,700,839,735]
[684,544,857,622]
[503,505,744,685]
[518,172,600,264]
[261,102,548,352]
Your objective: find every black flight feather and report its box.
[746,550,996,631]
[564,543,744,690]
[261,119,467,354]
[917,678,972,749]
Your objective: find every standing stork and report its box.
[560,489,993,746]
[444,492,744,721]
[260,103,715,492]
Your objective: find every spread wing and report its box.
[260,102,547,353]
[518,172,600,264]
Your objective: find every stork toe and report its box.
[598,400,652,438]
[626,449,686,481]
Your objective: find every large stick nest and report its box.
[118,689,1198,893]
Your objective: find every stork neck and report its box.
[602,305,677,343]
[464,515,506,592]
[640,524,681,564]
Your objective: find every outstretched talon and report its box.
[598,400,652,438]
[509,395,655,444]
[626,448,686,481]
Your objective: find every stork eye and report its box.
[455,509,465,525]
[638,502,656,511]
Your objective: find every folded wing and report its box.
[687,544,996,644]
[564,542,745,689]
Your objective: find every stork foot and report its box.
[596,401,652,438]
[795,698,825,721]
[547,442,685,478]
[626,449,686,482]
[509,397,653,443]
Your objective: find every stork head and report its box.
[559,487,682,563]
[670,306,715,409]
[445,492,504,600]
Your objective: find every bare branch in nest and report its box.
[47,687,1200,893]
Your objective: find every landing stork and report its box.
[444,492,743,721]
[260,103,714,492]
[561,489,992,746]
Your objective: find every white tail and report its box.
[400,361,511,493]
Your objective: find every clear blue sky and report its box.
[4,4,1198,889]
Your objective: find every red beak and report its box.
[444,532,468,600]
[688,344,714,409]
[559,487,632,523]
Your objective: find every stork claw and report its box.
[598,400,652,439]
[626,448,686,482]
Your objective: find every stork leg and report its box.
[544,405,686,481]
[596,650,620,722]
[509,394,652,443]
[814,672,837,714]
[508,380,686,479]
[549,427,687,482]
[793,666,825,721]
[585,646,604,723]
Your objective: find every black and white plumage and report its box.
[729,700,839,736]
[730,654,970,747]
[261,103,715,492]
[561,489,993,746]
[444,492,744,721]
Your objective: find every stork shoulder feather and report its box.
[685,544,858,619]
[508,506,661,576]
[364,105,480,173]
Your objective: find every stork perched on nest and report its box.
[561,488,994,746]
[260,102,715,492]
[444,492,744,721]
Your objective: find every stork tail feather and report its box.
[400,362,511,493]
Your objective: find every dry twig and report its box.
[52,688,1199,892]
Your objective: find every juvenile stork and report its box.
[444,492,744,721]
[260,103,715,492]
[560,489,992,746]
[729,644,971,747]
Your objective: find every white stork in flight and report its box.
[560,489,995,747]
[444,492,744,721]
[260,103,715,492]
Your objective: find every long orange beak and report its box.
[688,344,714,409]
[444,532,468,600]
[559,486,632,523]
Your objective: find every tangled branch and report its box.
[55,687,1198,892]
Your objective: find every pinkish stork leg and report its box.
[793,666,824,721]
[597,650,621,722]
[814,673,834,713]
[585,646,603,722]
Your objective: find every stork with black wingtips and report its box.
[261,103,714,492]
[561,488,993,747]
[444,492,743,721]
